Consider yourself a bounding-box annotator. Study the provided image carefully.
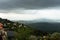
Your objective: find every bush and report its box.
[50,32,60,40]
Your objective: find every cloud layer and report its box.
[0,0,60,12]
[0,9,60,21]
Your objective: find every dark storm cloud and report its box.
[0,0,60,11]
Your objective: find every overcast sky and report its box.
[0,0,60,21]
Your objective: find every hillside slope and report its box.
[28,22,60,32]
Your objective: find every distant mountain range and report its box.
[16,19,60,24]
[28,22,60,32]
[16,19,60,32]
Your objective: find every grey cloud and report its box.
[0,0,60,12]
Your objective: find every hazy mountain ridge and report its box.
[16,19,60,24]
[12,19,60,32]
[28,22,60,32]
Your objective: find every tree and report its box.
[16,26,33,40]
